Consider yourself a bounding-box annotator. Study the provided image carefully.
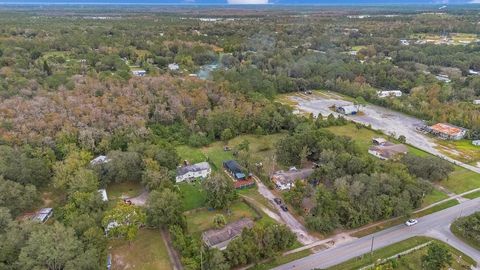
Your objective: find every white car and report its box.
[405,219,418,226]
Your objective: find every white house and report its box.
[176,162,211,183]
[98,189,108,202]
[473,140,480,146]
[378,90,402,98]
[131,70,146,77]
[473,100,480,105]
[168,63,180,71]
[90,155,110,166]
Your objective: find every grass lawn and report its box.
[328,236,475,270]
[178,181,206,211]
[463,190,480,199]
[441,166,480,194]
[175,145,207,164]
[176,133,286,172]
[109,229,171,270]
[107,181,143,202]
[185,200,260,236]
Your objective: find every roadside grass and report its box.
[250,249,313,270]
[442,166,480,194]
[413,199,459,218]
[177,181,206,211]
[421,188,450,207]
[328,236,475,270]
[351,218,404,238]
[108,229,171,270]
[436,139,480,164]
[463,190,480,199]
[185,200,260,236]
[107,181,143,202]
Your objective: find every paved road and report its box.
[292,93,480,174]
[254,177,318,245]
[273,197,480,270]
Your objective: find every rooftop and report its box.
[202,218,254,250]
[272,168,314,186]
[177,162,211,176]
[369,143,408,159]
[430,123,465,136]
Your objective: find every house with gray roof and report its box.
[176,162,211,183]
[202,218,254,250]
[271,167,314,190]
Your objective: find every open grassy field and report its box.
[328,236,475,270]
[176,133,285,171]
[107,181,143,202]
[109,229,171,270]
[441,166,480,194]
[178,181,206,211]
[436,139,480,164]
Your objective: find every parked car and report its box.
[273,198,282,205]
[405,219,418,226]
[280,205,288,212]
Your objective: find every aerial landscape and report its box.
[0,0,480,270]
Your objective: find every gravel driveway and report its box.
[254,176,318,245]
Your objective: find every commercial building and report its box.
[428,123,467,140]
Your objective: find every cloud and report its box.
[227,0,269,4]
[470,0,480,3]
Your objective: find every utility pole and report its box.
[370,236,375,259]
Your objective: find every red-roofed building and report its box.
[428,123,467,140]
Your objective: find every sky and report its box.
[0,0,478,5]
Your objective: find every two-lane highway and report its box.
[273,197,480,270]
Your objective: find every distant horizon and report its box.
[1,0,479,6]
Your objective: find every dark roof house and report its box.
[223,160,246,180]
